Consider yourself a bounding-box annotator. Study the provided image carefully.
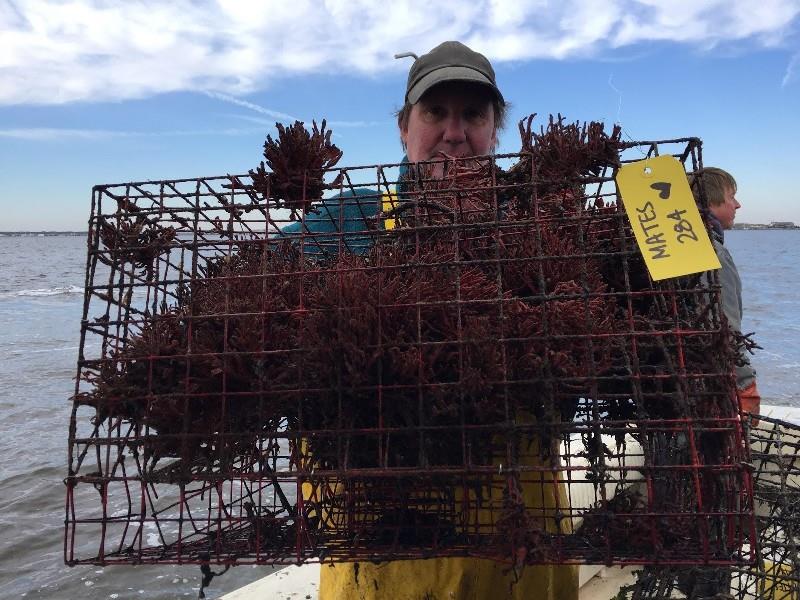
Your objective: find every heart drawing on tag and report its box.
[650,181,671,199]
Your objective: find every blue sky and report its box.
[1,0,799,230]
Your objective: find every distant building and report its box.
[733,222,797,230]
[733,223,768,230]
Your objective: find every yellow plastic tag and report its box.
[616,155,721,281]
[382,191,398,230]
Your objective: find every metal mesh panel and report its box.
[619,414,800,599]
[65,139,754,568]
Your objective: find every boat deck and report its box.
[221,562,640,599]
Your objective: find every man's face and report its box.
[400,82,497,164]
[709,185,741,230]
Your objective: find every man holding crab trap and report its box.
[283,41,580,600]
[65,27,756,599]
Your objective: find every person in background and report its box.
[673,167,759,600]
[691,167,760,417]
[309,40,579,600]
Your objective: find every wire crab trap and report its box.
[65,119,754,571]
[618,413,800,599]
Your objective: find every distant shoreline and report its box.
[733,224,799,230]
[1,225,798,237]
[0,232,86,237]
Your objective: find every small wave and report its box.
[10,285,84,297]
[8,345,79,355]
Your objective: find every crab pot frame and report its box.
[65,138,754,569]
[619,414,800,599]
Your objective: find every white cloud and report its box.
[0,126,264,140]
[210,95,389,128]
[0,128,128,141]
[203,92,299,121]
[328,120,392,128]
[612,0,800,47]
[1,0,799,105]
[783,51,800,86]
[226,112,388,128]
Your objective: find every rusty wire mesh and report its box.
[619,413,800,599]
[65,138,755,569]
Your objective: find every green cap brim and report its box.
[406,66,505,105]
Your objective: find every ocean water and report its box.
[733,231,800,403]
[0,231,797,599]
[0,236,270,599]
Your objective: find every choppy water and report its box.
[0,236,270,599]
[0,231,797,599]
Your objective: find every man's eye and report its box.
[465,108,487,122]
[420,106,445,123]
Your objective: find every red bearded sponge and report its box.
[250,119,343,219]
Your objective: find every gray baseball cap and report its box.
[404,41,504,105]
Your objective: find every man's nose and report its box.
[442,115,467,145]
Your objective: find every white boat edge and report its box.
[220,561,641,600]
[221,404,800,600]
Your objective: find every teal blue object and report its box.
[279,188,382,255]
[277,158,411,256]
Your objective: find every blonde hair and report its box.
[689,167,737,207]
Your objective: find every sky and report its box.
[1,0,799,230]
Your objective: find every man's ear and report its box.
[399,125,408,148]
